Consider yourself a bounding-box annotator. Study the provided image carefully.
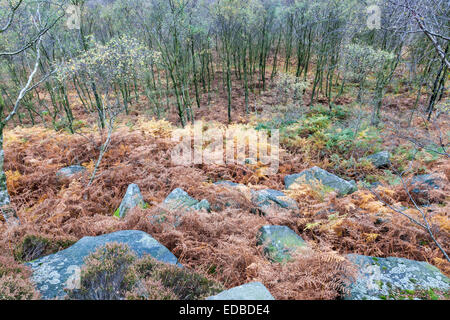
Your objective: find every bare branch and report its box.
[0,0,24,33]
[368,167,450,262]
[3,37,42,124]
[0,13,64,57]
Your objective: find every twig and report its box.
[368,171,449,262]
[87,93,121,187]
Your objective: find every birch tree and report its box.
[0,0,64,224]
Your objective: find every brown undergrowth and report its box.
[0,114,449,299]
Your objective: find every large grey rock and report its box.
[213,180,246,188]
[56,165,86,181]
[284,166,357,196]
[257,225,308,262]
[251,189,298,212]
[151,188,211,227]
[411,174,441,194]
[163,188,210,212]
[361,151,391,168]
[27,230,179,300]
[115,184,144,218]
[207,282,275,300]
[344,254,450,300]
[215,181,298,213]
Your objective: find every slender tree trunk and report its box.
[271,31,282,80]
[243,45,249,114]
[191,40,201,109]
[226,44,232,123]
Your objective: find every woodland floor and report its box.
[0,69,449,300]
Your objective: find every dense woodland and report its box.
[0,0,449,300]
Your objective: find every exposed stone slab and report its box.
[361,151,391,168]
[115,184,144,218]
[251,189,298,214]
[284,166,357,196]
[257,225,308,262]
[149,188,211,227]
[344,254,450,300]
[214,181,298,213]
[56,165,86,182]
[28,230,179,300]
[213,180,247,189]
[163,188,210,212]
[207,282,275,300]
[411,174,441,193]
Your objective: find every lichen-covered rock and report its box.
[361,151,391,168]
[213,180,251,196]
[115,184,144,218]
[163,188,210,212]
[411,174,441,194]
[191,199,211,211]
[257,225,308,262]
[344,254,450,300]
[27,230,179,300]
[152,188,211,227]
[206,282,275,300]
[0,147,17,225]
[214,181,298,214]
[284,166,357,196]
[251,189,298,213]
[213,180,246,188]
[56,165,86,181]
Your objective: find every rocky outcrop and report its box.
[28,230,179,300]
[207,282,275,300]
[411,174,442,194]
[251,189,298,213]
[56,165,86,182]
[214,181,298,214]
[163,188,210,212]
[361,151,391,168]
[284,166,357,196]
[115,184,144,218]
[213,180,246,188]
[257,225,308,262]
[344,254,450,300]
[149,188,211,227]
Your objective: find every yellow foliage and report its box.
[363,233,379,243]
[361,200,390,213]
[254,167,269,179]
[377,187,396,198]
[320,217,346,237]
[135,117,173,138]
[353,190,391,214]
[305,222,321,231]
[354,190,375,204]
[82,160,95,173]
[285,182,324,202]
[343,201,357,212]
[5,170,22,192]
[432,215,450,232]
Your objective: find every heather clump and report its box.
[65,243,223,300]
